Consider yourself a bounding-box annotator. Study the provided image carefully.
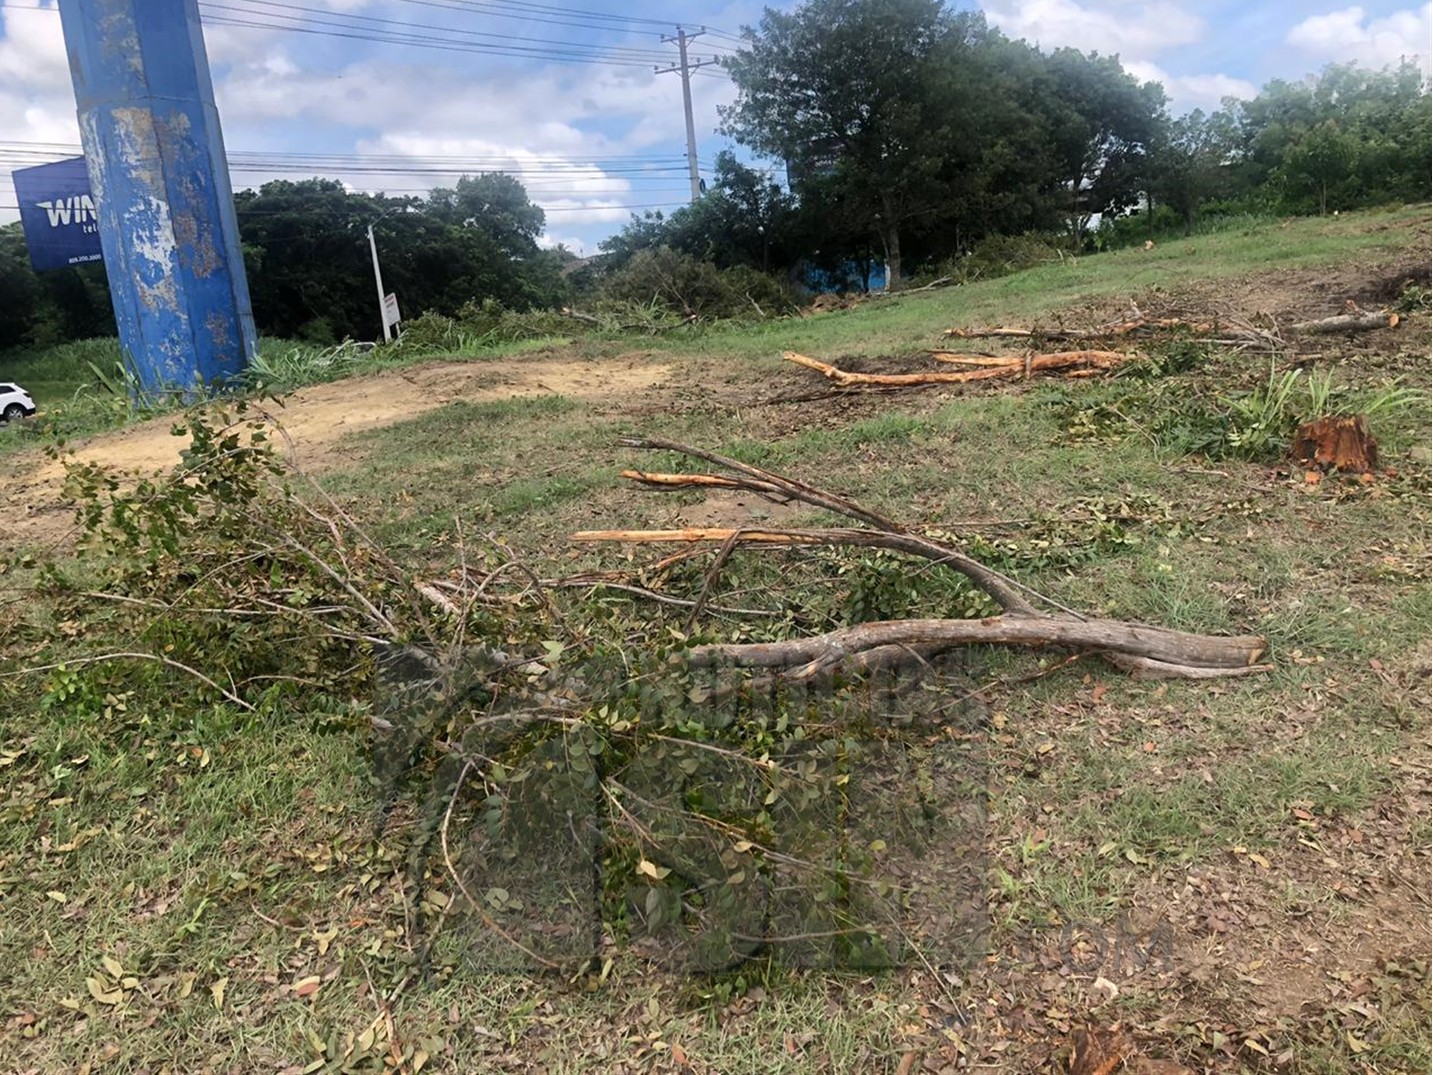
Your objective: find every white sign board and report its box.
[382,292,401,330]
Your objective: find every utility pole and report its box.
[656,27,720,203]
[367,223,391,343]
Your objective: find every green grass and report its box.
[2,202,1429,1072]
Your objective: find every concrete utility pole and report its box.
[57,0,257,396]
[656,27,720,203]
[367,224,392,343]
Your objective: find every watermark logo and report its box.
[371,646,993,976]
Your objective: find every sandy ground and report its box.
[1,351,670,552]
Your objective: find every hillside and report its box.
[0,205,1428,1074]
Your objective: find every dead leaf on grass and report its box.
[293,975,322,998]
[1068,1027,1127,1075]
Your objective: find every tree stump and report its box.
[1292,414,1379,473]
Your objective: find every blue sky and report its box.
[0,0,1428,253]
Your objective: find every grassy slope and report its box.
[1,205,1429,1074]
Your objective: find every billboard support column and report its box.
[58,0,256,396]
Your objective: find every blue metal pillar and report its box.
[58,0,256,395]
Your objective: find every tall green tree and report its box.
[1232,61,1431,211]
[235,176,565,341]
[1031,48,1166,242]
[1146,108,1238,234]
[720,0,970,287]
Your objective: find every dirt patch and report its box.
[1,350,670,551]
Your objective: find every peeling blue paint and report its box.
[59,0,256,396]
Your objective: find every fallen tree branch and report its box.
[943,317,1215,340]
[1293,309,1399,334]
[686,617,1268,677]
[617,436,903,532]
[571,526,1037,616]
[785,350,1125,389]
[576,439,1269,682]
[6,651,257,711]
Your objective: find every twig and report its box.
[572,525,1037,617]
[550,575,779,617]
[7,652,255,711]
[619,435,904,533]
[439,758,564,970]
[685,528,744,630]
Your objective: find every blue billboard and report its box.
[12,157,104,272]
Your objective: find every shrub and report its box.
[931,232,1069,285]
[594,246,795,320]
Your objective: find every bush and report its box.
[594,246,796,320]
[931,232,1069,285]
[393,299,575,356]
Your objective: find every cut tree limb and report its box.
[1293,310,1398,334]
[577,438,1269,681]
[684,617,1268,676]
[617,435,903,532]
[784,350,1125,388]
[571,526,1038,616]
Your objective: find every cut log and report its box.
[684,617,1268,677]
[784,350,1125,388]
[926,353,1028,367]
[1293,310,1398,334]
[620,470,749,490]
[1292,414,1379,473]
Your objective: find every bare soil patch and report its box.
[0,351,670,551]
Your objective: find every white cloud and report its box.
[1123,60,1258,110]
[0,2,730,247]
[978,0,1258,114]
[1286,4,1432,74]
[0,2,80,214]
[982,0,1205,56]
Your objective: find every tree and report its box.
[427,173,546,259]
[1146,109,1238,234]
[234,176,565,341]
[1232,61,1431,211]
[1278,119,1359,215]
[721,0,970,287]
[0,223,115,350]
[598,152,799,276]
[1031,48,1166,243]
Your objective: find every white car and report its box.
[0,382,36,423]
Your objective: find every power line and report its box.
[4,0,741,64]
[205,0,683,62]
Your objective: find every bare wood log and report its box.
[1293,310,1398,334]
[926,354,1025,368]
[685,617,1268,675]
[943,326,1037,339]
[620,470,751,491]
[1103,653,1272,680]
[571,526,1038,616]
[559,306,603,325]
[785,350,1125,388]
